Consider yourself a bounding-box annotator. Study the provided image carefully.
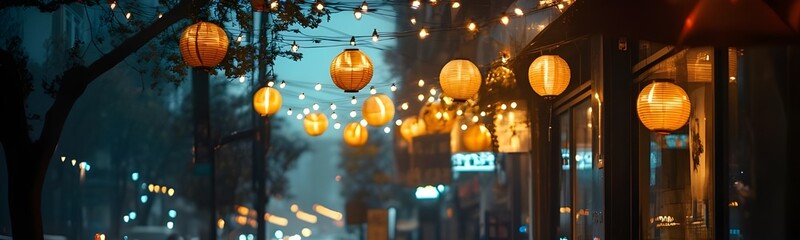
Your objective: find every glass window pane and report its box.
[557,112,571,239]
[573,100,593,239]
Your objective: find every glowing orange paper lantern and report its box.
[343,122,368,146]
[527,55,570,98]
[179,21,229,69]
[636,79,691,134]
[419,102,456,133]
[439,59,482,101]
[303,113,329,136]
[252,87,282,116]
[362,94,395,126]
[462,123,491,151]
[330,49,374,92]
[399,116,427,142]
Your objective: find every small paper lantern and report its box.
[419,102,456,133]
[399,116,427,142]
[439,59,482,101]
[527,55,570,98]
[179,21,229,69]
[303,113,329,136]
[343,122,369,147]
[636,79,691,134]
[362,94,395,126]
[252,87,282,116]
[462,123,492,152]
[330,49,374,92]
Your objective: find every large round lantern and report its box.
[253,87,282,116]
[399,116,427,142]
[343,122,369,147]
[330,49,374,92]
[439,59,482,101]
[303,113,329,136]
[462,123,491,152]
[362,94,395,126]
[636,79,691,134]
[527,55,570,98]
[419,102,456,133]
[179,21,229,69]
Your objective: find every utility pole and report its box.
[255,10,271,240]
[191,67,215,240]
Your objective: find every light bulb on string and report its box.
[456,109,463,116]
[238,76,245,83]
[472,116,479,122]
[429,0,437,6]
[354,9,362,20]
[157,11,163,19]
[390,83,397,92]
[557,3,565,10]
[287,108,293,115]
[500,15,509,25]
[110,1,117,10]
[461,124,467,130]
[291,41,299,52]
[369,86,377,95]
[427,96,435,103]
[384,127,391,133]
[350,110,357,118]
[514,7,524,16]
[360,1,369,12]
[330,103,337,110]
[396,119,403,126]
[334,122,341,129]
[417,94,425,101]
[237,34,244,43]
[372,29,379,42]
[312,103,320,111]
[401,102,409,110]
[418,79,425,87]
[299,93,305,100]
[315,0,324,11]
[480,111,486,117]
[297,114,304,120]
[467,21,477,32]
[314,83,322,91]
[510,102,518,109]
[410,17,417,25]
[267,80,275,87]
[419,28,428,39]
[125,12,132,20]
[411,0,420,9]
[501,104,507,110]
[429,88,437,95]
[331,112,338,119]
[270,0,279,10]
[303,108,311,115]
[360,119,368,126]
[351,96,357,105]
[451,1,460,8]
[350,36,356,46]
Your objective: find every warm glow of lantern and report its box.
[528,55,570,98]
[330,49,374,92]
[179,21,229,69]
[439,59,482,101]
[362,94,395,126]
[343,122,369,147]
[636,80,691,134]
[462,123,491,151]
[253,87,282,116]
[303,113,329,136]
[419,102,456,133]
[399,116,427,142]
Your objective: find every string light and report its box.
[467,22,477,32]
[395,119,403,126]
[429,88,437,95]
[461,124,467,130]
[429,0,438,6]
[401,102,409,110]
[237,34,244,43]
[417,94,425,101]
[500,15,509,25]
[427,96,435,103]
[472,116,479,122]
[390,83,397,92]
[270,0,279,10]
[351,96,357,105]
[501,104,507,110]
[125,12,132,20]
[410,17,417,25]
[411,0,421,9]
[419,28,429,39]
[514,7,524,16]
[299,93,305,100]
[291,41,299,52]
[315,0,324,11]
[267,80,275,87]
[330,103,337,110]
[350,110,357,118]
[109,1,117,10]
[510,101,518,109]
[360,1,369,12]
[331,112,338,119]
[383,127,391,133]
[157,12,163,19]
[557,3,565,10]
[350,36,356,46]
[312,103,320,111]
[372,29,379,42]
[334,122,341,129]
[451,1,460,8]
[280,80,286,88]
[418,79,425,87]
[369,86,377,95]
[238,76,245,83]
[297,114,304,120]
[287,108,293,115]
[314,83,322,91]
[456,109,464,116]
[360,119,368,126]
[480,111,486,117]
[303,108,311,115]
[354,9,362,20]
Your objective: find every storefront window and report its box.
[637,47,715,240]
[557,112,572,239]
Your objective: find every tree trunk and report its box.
[3,142,46,240]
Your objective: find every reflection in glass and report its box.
[557,112,571,239]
